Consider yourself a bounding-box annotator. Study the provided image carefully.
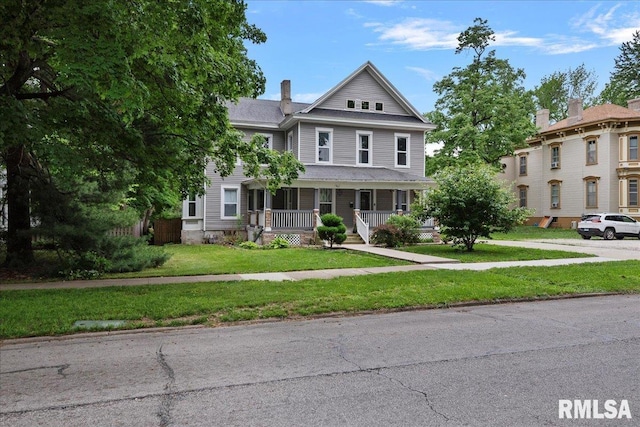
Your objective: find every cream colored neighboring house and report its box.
[501,98,640,228]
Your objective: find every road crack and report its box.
[156,345,175,427]
[374,369,450,422]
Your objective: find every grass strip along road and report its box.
[2,260,638,339]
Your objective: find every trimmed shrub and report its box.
[266,236,289,249]
[317,213,347,248]
[371,224,401,247]
[386,215,420,245]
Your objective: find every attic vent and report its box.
[346,99,355,109]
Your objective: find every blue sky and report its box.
[244,0,640,114]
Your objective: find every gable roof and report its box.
[301,61,429,124]
[226,98,310,128]
[545,103,640,133]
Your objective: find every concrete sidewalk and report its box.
[1,239,637,290]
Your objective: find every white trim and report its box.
[395,133,410,168]
[356,130,373,166]
[287,131,294,152]
[316,127,333,164]
[297,122,301,161]
[220,185,241,220]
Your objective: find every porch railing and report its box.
[359,211,394,228]
[271,210,315,230]
[355,214,369,245]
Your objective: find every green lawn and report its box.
[104,245,411,278]
[2,260,638,339]
[490,225,580,240]
[398,242,591,262]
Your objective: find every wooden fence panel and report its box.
[153,219,182,245]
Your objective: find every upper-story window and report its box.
[519,156,527,176]
[287,132,293,152]
[549,181,561,208]
[375,102,384,112]
[586,139,597,165]
[630,135,638,161]
[346,99,355,109]
[317,128,333,163]
[585,178,598,208]
[395,133,410,168]
[361,101,370,110]
[551,145,561,169]
[259,134,273,150]
[356,131,372,166]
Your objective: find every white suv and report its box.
[577,213,640,240]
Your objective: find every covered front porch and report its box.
[244,165,436,244]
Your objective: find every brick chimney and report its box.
[567,98,583,125]
[280,80,292,115]
[536,109,550,132]
[627,98,640,112]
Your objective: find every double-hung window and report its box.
[357,131,372,166]
[518,186,528,208]
[317,128,332,163]
[551,145,561,169]
[585,179,598,208]
[550,181,561,208]
[519,156,527,175]
[395,133,410,168]
[586,139,597,165]
[630,178,639,207]
[221,186,240,219]
[630,135,638,161]
[187,194,197,217]
[319,188,333,215]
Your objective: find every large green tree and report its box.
[534,64,598,123]
[414,163,530,251]
[0,0,303,266]
[425,18,536,175]
[599,30,640,106]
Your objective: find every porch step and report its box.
[343,234,365,244]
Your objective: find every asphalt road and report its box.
[1,295,639,426]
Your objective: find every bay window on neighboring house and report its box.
[549,180,561,208]
[586,139,597,165]
[356,131,372,166]
[550,144,561,169]
[317,128,333,163]
[630,178,639,207]
[630,135,638,161]
[517,185,528,208]
[221,186,240,219]
[518,155,527,176]
[395,133,410,168]
[584,177,598,208]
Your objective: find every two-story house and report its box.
[501,98,640,228]
[181,62,436,244]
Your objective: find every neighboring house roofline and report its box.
[300,61,429,124]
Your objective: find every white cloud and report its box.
[363,0,403,6]
[571,3,640,45]
[406,66,438,82]
[368,18,460,50]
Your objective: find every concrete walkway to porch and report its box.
[339,244,459,264]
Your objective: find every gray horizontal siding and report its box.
[320,70,409,116]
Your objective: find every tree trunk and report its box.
[4,144,34,265]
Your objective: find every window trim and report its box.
[286,131,293,152]
[518,155,527,176]
[517,185,528,208]
[550,144,561,169]
[629,135,639,161]
[585,138,598,165]
[316,128,333,164]
[584,176,599,209]
[549,180,562,209]
[394,133,410,168]
[356,130,373,166]
[629,177,639,207]
[221,185,241,220]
